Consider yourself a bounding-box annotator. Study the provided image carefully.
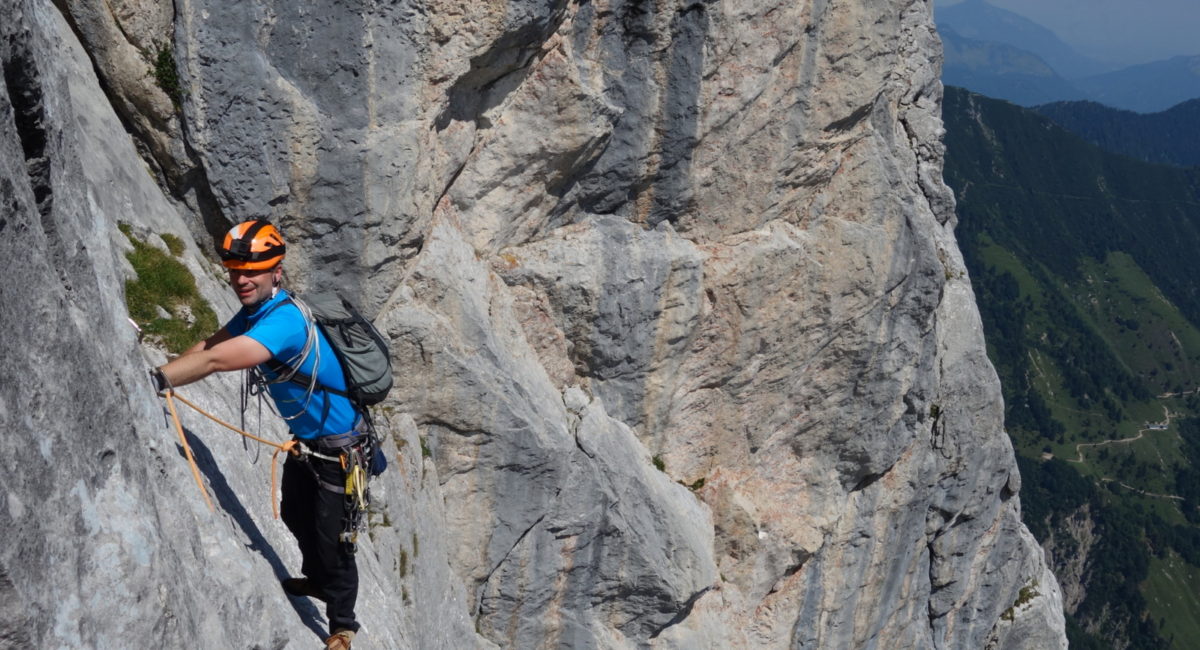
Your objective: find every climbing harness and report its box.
[298,430,375,547]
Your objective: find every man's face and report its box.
[228,266,281,306]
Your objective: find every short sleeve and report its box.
[243,303,308,361]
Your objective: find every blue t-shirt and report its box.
[225,289,358,440]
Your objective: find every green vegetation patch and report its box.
[1105,431,1183,491]
[161,232,185,256]
[1142,553,1200,649]
[1072,253,1200,395]
[150,41,182,106]
[121,224,217,354]
[969,241,1191,500]
[1000,579,1041,621]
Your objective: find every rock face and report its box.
[1042,504,1096,615]
[1,0,1066,648]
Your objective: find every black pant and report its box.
[280,453,360,635]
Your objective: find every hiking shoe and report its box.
[281,577,329,602]
[325,629,355,650]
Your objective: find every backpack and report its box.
[265,292,394,408]
[261,292,393,476]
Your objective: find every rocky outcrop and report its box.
[2,0,1066,647]
[51,0,192,187]
[1042,504,1096,614]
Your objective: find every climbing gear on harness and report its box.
[160,385,383,548]
[239,369,265,464]
[218,220,286,271]
[281,577,330,602]
[298,429,375,546]
[253,292,392,476]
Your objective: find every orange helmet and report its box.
[218,220,286,270]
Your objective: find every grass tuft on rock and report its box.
[161,232,184,256]
[121,224,217,354]
[150,42,182,106]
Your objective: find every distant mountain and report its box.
[935,0,1200,114]
[1035,99,1200,167]
[944,85,1200,649]
[1076,56,1200,114]
[936,0,1111,79]
[941,27,1087,106]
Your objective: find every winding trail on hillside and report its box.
[1159,386,1200,399]
[1066,406,1186,501]
[1068,427,1152,462]
[1068,406,1174,463]
[1098,478,1185,501]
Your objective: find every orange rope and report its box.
[169,392,291,452]
[160,390,301,519]
[163,390,216,513]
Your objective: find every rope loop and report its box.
[160,389,308,519]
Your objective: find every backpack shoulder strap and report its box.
[264,360,352,400]
[257,297,353,401]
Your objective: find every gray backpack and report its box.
[265,293,393,408]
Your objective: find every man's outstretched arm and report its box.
[180,327,235,356]
[158,334,272,389]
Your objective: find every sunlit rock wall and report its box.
[1,0,1065,647]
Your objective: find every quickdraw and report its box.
[337,440,372,546]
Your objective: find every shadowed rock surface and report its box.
[1,0,1066,647]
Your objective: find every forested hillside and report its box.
[1035,99,1200,167]
[944,86,1200,649]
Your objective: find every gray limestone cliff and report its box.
[0,0,1066,648]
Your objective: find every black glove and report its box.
[150,368,172,394]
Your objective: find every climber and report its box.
[150,220,362,650]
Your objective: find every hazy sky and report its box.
[934,0,1200,66]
